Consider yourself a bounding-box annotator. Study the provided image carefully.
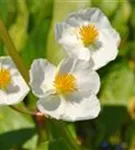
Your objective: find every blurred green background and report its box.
[0,0,135,149]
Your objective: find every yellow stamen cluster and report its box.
[79,24,99,47]
[54,74,77,95]
[0,68,11,89]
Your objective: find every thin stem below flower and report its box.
[48,119,80,150]
[10,105,42,116]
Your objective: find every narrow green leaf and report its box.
[21,0,53,67]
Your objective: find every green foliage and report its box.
[99,58,135,105]
[0,128,36,150]
[0,106,37,150]
[37,139,70,150]
[0,106,34,132]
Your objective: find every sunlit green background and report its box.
[0,0,135,150]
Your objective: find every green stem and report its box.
[0,16,29,83]
[59,121,80,150]
[34,115,48,145]
[10,105,48,144]
[10,105,39,116]
[49,119,80,150]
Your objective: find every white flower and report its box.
[0,57,30,105]
[55,8,120,70]
[29,57,100,121]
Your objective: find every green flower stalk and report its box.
[0,16,29,83]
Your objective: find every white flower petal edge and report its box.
[37,95,66,120]
[37,94,100,122]
[55,8,120,70]
[92,29,119,70]
[0,56,30,105]
[31,57,101,121]
[61,94,100,121]
[29,59,56,98]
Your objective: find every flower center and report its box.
[79,24,99,47]
[0,68,11,89]
[54,74,77,95]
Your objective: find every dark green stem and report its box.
[49,119,80,150]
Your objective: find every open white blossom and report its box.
[55,8,120,70]
[0,57,30,105]
[29,57,100,121]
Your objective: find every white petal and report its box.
[74,70,100,95]
[0,91,7,105]
[111,29,121,47]
[64,47,91,61]
[92,29,119,70]
[72,61,100,94]
[29,59,56,97]
[61,94,101,121]
[37,95,66,120]
[58,27,80,51]
[57,57,94,75]
[55,23,72,41]
[64,47,91,62]
[57,57,75,74]
[77,47,91,61]
[65,8,112,29]
[0,57,30,105]
[6,76,29,105]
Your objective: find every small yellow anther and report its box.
[54,74,77,95]
[79,24,99,47]
[0,68,11,89]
